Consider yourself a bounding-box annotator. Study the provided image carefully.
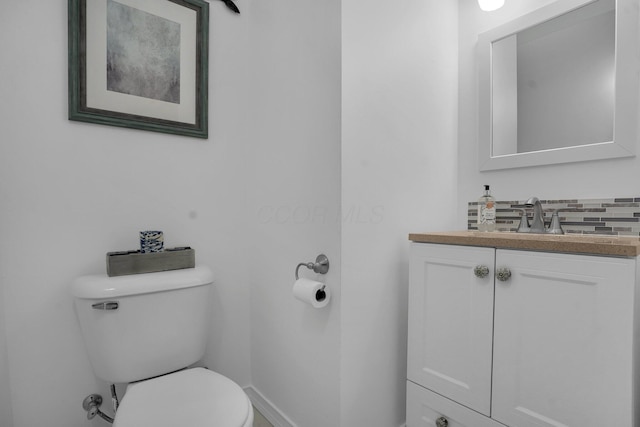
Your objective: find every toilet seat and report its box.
[113,368,253,427]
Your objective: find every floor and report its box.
[253,406,274,427]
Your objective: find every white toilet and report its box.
[71,266,253,427]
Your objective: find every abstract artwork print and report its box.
[106,0,181,104]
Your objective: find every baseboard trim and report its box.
[244,385,297,427]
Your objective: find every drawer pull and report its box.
[474,265,490,278]
[496,267,512,282]
[436,416,448,427]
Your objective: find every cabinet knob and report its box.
[474,265,490,278]
[496,267,512,282]
[436,416,449,427]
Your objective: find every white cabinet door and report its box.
[407,243,495,416]
[407,380,505,427]
[492,250,636,427]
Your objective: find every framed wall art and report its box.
[68,0,209,138]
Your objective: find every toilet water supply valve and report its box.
[82,385,119,423]
[82,394,113,423]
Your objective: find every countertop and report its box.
[409,231,640,257]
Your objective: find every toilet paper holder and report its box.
[295,254,329,280]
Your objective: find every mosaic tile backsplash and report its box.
[467,197,640,236]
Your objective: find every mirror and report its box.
[478,0,639,171]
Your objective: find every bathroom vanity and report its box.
[406,232,640,427]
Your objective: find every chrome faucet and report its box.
[524,197,546,233]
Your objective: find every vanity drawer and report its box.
[406,381,505,427]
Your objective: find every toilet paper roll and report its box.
[292,277,330,308]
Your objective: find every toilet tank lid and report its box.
[71,266,214,299]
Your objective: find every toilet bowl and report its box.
[71,266,253,426]
[114,368,253,427]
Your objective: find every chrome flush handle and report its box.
[436,416,449,427]
[92,301,119,310]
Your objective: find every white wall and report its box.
[0,274,12,426]
[244,1,342,426]
[0,1,252,426]
[458,0,640,216]
[341,1,458,426]
[0,0,342,425]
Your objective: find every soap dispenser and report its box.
[477,185,496,232]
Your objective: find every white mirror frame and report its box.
[478,0,639,171]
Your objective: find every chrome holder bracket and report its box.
[295,254,329,280]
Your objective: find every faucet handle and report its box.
[514,208,530,233]
[547,209,564,235]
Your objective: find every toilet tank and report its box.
[71,266,214,383]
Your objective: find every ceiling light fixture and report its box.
[478,0,505,12]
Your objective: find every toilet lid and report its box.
[113,368,251,427]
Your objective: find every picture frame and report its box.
[68,0,209,138]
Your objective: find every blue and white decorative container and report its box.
[140,230,164,253]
